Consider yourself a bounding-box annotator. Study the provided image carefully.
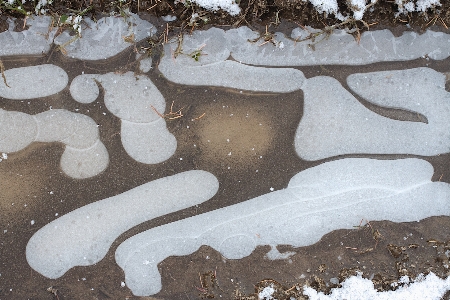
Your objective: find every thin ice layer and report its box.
[70,72,176,164]
[121,119,177,164]
[0,65,68,99]
[26,170,219,279]
[0,108,108,178]
[295,70,450,160]
[158,27,305,91]
[0,17,55,56]
[53,13,156,60]
[227,27,450,66]
[115,158,450,296]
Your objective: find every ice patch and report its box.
[115,158,450,296]
[159,59,305,92]
[158,27,305,91]
[295,68,450,160]
[0,65,68,99]
[69,75,100,104]
[158,27,450,90]
[0,108,108,179]
[0,17,55,56]
[70,72,176,164]
[54,13,156,60]
[26,170,219,279]
[121,119,177,164]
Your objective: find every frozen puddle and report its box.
[158,27,450,90]
[70,72,176,164]
[115,158,450,296]
[0,13,155,59]
[158,28,305,92]
[26,170,219,278]
[1,13,450,297]
[0,17,54,56]
[53,13,155,60]
[0,108,108,178]
[295,68,450,160]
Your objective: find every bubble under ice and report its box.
[115,158,450,296]
[0,109,108,179]
[295,68,450,160]
[26,170,219,279]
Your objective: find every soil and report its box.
[1,1,450,299]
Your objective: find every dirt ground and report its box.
[1,1,450,299]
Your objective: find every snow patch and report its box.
[303,272,450,300]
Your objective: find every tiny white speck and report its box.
[228,152,232,156]
[55,213,58,216]
[31,220,35,225]
[49,191,54,195]
[227,139,230,142]
[187,126,189,128]
[260,156,263,158]
[256,170,258,172]
[103,112,106,115]
[228,167,230,169]
[1,153,7,160]
[270,187,274,191]
[179,158,183,160]
[121,281,126,287]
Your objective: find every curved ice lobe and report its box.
[115,158,450,296]
[33,109,109,178]
[95,73,165,123]
[60,140,109,179]
[121,119,177,164]
[69,75,100,104]
[0,109,37,153]
[158,27,305,92]
[0,17,55,56]
[53,13,156,60]
[70,72,176,164]
[226,27,450,66]
[26,170,219,279]
[295,73,450,161]
[0,108,108,178]
[347,67,448,115]
[0,65,68,100]
[159,60,306,93]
